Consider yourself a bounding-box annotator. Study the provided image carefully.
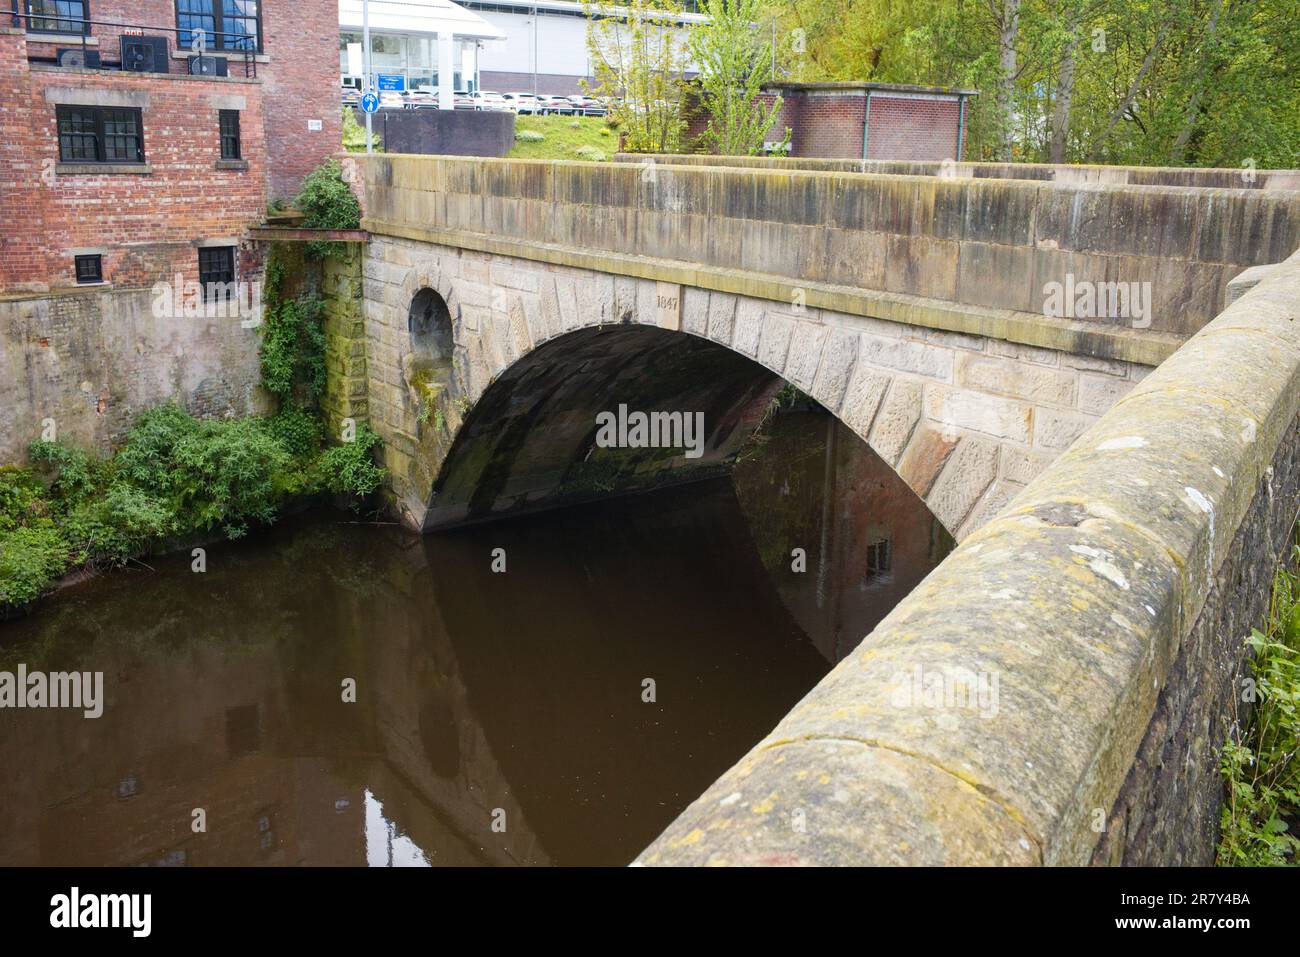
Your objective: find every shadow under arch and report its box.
[425,322,950,546]
[427,323,782,529]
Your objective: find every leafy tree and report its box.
[688,0,786,154]
[585,0,689,152]
[765,0,1300,167]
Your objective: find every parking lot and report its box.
[342,87,608,116]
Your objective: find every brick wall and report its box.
[784,90,868,159]
[19,0,340,200]
[680,84,967,161]
[2,2,341,293]
[0,63,267,290]
[261,0,341,200]
[865,95,962,161]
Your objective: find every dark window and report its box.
[56,105,144,164]
[15,0,88,35]
[198,246,235,304]
[74,253,102,283]
[176,0,261,53]
[218,109,240,159]
[865,537,893,580]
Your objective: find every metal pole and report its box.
[532,6,538,97]
[364,0,373,154]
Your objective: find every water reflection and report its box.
[0,403,952,866]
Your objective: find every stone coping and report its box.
[634,245,1300,866]
[612,153,1300,192]
[361,217,1181,367]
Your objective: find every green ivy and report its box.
[294,159,362,260]
[1218,538,1300,866]
[258,252,327,406]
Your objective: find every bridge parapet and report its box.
[636,247,1300,866]
[613,153,1300,192]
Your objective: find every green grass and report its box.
[508,114,617,162]
[1217,531,1300,866]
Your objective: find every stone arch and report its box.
[363,240,1033,539]
[408,287,454,363]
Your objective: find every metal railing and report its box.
[10,9,258,78]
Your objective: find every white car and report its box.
[470,91,509,112]
[502,93,539,114]
[378,91,405,109]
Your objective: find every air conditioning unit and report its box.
[188,55,229,77]
[56,48,102,69]
[119,35,169,73]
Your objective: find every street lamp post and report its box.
[363,0,372,154]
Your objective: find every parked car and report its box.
[378,90,405,110]
[453,92,476,110]
[536,94,575,115]
[404,89,439,109]
[502,92,539,114]
[566,95,605,116]
[341,86,360,107]
[469,91,510,111]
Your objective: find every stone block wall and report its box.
[615,152,1300,191]
[636,247,1300,866]
[321,245,370,442]
[355,233,1150,539]
[351,154,1300,344]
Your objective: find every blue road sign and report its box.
[360,92,379,114]
[377,74,405,92]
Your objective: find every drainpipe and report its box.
[861,90,872,160]
[956,94,968,161]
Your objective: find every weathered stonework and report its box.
[356,234,1151,539]
[634,247,1300,867]
[0,284,267,464]
[1091,416,1300,865]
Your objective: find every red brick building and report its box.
[0,1,340,294]
[687,81,976,162]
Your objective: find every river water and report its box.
[0,406,952,866]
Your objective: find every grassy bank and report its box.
[508,114,618,162]
[1217,530,1300,865]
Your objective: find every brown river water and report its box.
[0,407,951,866]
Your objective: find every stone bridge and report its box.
[328,153,1300,865]
[331,153,1298,544]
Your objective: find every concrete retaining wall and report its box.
[0,285,266,465]
[353,107,516,158]
[636,249,1300,866]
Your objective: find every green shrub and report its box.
[262,406,323,460]
[0,467,49,532]
[342,106,380,152]
[1218,543,1300,866]
[64,483,175,566]
[574,144,607,162]
[0,526,69,608]
[113,402,200,494]
[294,159,361,259]
[515,129,546,143]
[260,292,327,404]
[317,425,385,501]
[169,418,293,538]
[28,440,99,504]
